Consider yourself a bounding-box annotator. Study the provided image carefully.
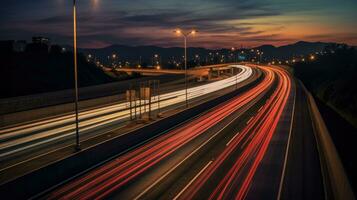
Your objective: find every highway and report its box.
[44,66,302,200]
[0,65,252,168]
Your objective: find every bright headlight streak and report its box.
[0,65,252,158]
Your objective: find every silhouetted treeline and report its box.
[294,44,357,127]
[0,44,116,98]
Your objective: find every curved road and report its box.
[45,66,307,200]
[0,65,252,167]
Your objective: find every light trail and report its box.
[46,66,274,200]
[0,65,252,159]
[178,67,291,200]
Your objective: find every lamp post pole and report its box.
[184,35,188,108]
[73,0,80,150]
[175,29,197,108]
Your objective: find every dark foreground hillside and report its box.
[294,45,357,193]
[0,46,116,98]
[294,45,357,128]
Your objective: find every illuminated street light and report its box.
[71,0,100,150]
[174,28,198,108]
[310,55,315,60]
[72,0,80,150]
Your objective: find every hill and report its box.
[0,46,116,98]
[77,41,337,64]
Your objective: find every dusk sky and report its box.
[1,0,356,49]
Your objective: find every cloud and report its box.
[1,0,356,47]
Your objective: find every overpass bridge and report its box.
[115,63,240,80]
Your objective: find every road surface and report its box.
[44,66,322,200]
[0,65,252,170]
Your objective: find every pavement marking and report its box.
[133,102,252,200]
[173,161,213,200]
[276,84,296,200]
[246,116,254,125]
[226,132,240,146]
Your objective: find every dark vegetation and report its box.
[316,99,357,193]
[294,44,357,193]
[0,44,118,98]
[294,44,357,128]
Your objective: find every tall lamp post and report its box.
[73,0,80,150]
[174,29,197,108]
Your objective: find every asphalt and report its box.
[40,67,273,200]
[244,72,296,200]
[6,66,327,200]
[0,74,234,170]
[0,68,258,188]
[107,75,273,200]
[278,80,325,200]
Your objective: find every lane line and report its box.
[133,100,254,200]
[0,66,253,157]
[226,132,240,146]
[276,82,296,200]
[246,116,254,125]
[173,161,213,200]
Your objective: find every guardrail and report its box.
[302,81,355,200]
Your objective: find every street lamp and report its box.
[72,0,81,150]
[174,28,197,108]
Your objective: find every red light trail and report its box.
[47,66,292,200]
[179,67,291,200]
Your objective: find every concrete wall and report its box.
[0,75,181,127]
[0,75,179,115]
[302,81,355,200]
[0,94,124,127]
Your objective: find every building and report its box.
[26,36,51,53]
[32,36,50,46]
[13,40,27,52]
